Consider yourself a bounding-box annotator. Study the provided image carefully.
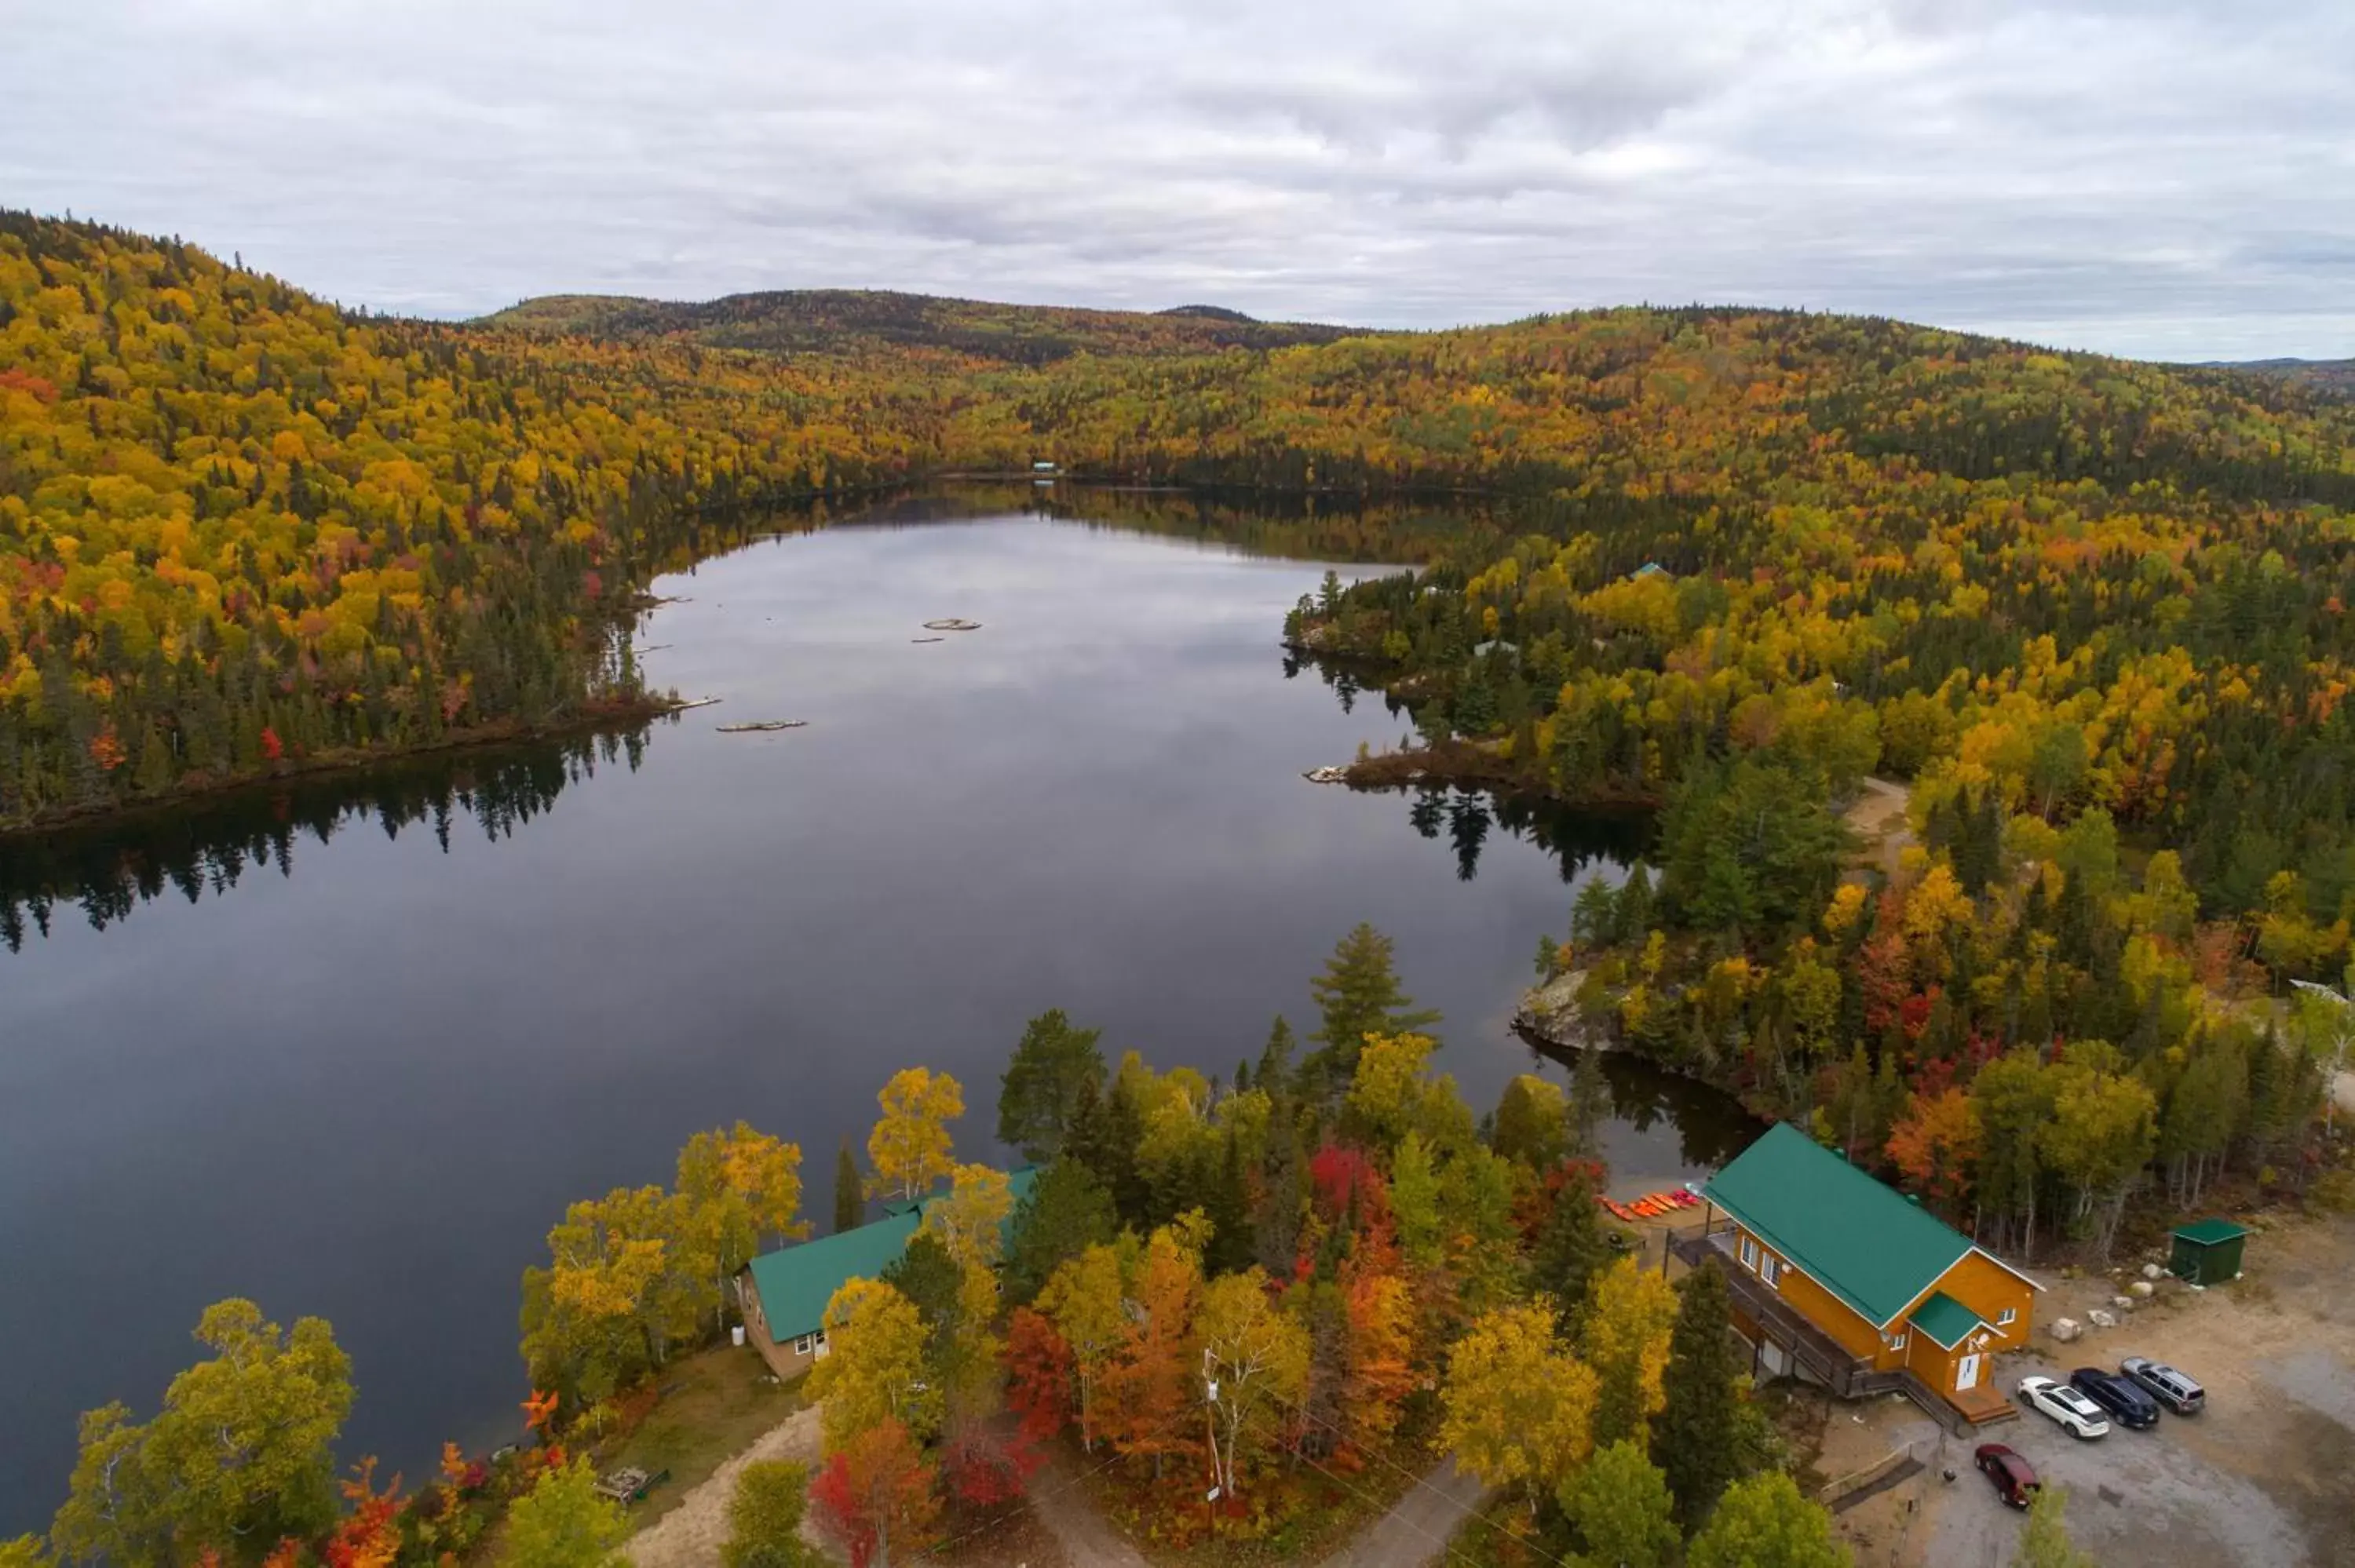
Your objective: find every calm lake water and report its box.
[0,490,1750,1533]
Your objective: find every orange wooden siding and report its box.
[1729,1221,2036,1382]
[1901,1249,2036,1351]
[1729,1223,1889,1365]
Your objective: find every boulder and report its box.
[2112,1295,2137,1311]
[2051,1317,2083,1343]
[1512,971,1618,1054]
[2130,1280,2155,1298]
[2141,1263,2165,1281]
[2087,1308,2119,1329]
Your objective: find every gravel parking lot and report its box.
[1922,1354,2311,1568]
[1833,1212,2355,1568]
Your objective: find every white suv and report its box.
[2019,1374,2112,1439]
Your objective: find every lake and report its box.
[0,488,1750,1533]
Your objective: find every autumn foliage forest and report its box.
[13,203,2353,853]
[10,204,2355,1564]
[28,935,1816,1568]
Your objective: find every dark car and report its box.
[1973,1443,2040,1508]
[2070,1366,2160,1429]
[2120,1355,2206,1415]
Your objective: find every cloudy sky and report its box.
[4,0,2350,359]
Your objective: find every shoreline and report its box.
[0,692,690,844]
[1336,737,1663,809]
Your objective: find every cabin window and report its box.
[1759,1254,1784,1287]
[1740,1236,1759,1270]
[1882,1330,1908,1351]
[793,1333,816,1355]
[1997,1307,2017,1327]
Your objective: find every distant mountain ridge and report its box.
[480,287,1353,366]
[2200,357,2355,399]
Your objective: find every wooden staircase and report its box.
[1850,1369,2016,1433]
[1951,1381,2019,1428]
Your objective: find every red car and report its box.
[1973,1443,2040,1509]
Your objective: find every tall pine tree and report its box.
[996,1008,1105,1162]
[1529,1165,1613,1332]
[1306,924,1439,1083]
[1653,1262,1747,1530]
[834,1140,864,1234]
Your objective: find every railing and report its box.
[1673,1225,1900,1400]
[1816,1438,1929,1511]
[1669,1222,2006,1434]
[1852,1369,1967,1432]
[1692,1231,1877,1393]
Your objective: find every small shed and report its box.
[2168,1217,2249,1285]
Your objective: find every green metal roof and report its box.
[2171,1216,2250,1246]
[743,1165,1041,1339]
[1908,1291,1985,1350]
[1703,1124,1974,1329]
[745,1212,919,1338]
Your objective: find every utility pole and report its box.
[1203,1347,1224,1538]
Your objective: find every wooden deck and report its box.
[1675,1227,1877,1395]
[1949,1381,2019,1427]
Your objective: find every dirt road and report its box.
[1846,777,1913,880]
[625,1406,826,1568]
[1314,1459,1488,1568]
[1024,1446,1150,1568]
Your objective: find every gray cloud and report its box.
[1,0,2349,358]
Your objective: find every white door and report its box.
[1955,1354,1982,1391]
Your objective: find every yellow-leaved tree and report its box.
[1035,1242,1133,1451]
[809,1278,940,1453]
[1197,1268,1310,1497]
[921,1163,1013,1271]
[1438,1301,1598,1504]
[1583,1255,1680,1446]
[676,1121,808,1333]
[867,1067,966,1203]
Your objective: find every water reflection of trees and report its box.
[1397,784,1650,882]
[649,482,1494,578]
[1595,1050,1762,1171]
[781,481,1503,568]
[2,483,1546,948]
[0,729,648,952]
[1513,1037,1761,1172]
[1014,483,1505,567]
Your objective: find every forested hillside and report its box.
[10,206,2355,867]
[481,287,1351,365]
[0,214,934,829]
[2214,358,2355,399]
[1250,319,2355,1243]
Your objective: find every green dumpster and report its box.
[2168,1217,2249,1285]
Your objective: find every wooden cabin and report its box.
[737,1166,1035,1380]
[1698,1125,2039,1424]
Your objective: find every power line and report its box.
[1251,1380,1585,1568]
[900,1402,1200,1563]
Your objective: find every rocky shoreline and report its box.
[1513,968,1623,1055]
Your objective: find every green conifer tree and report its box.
[833,1140,863,1234]
[1654,1263,1747,1530]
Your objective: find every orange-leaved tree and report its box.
[809,1417,940,1568]
[1886,1086,1982,1214]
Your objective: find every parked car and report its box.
[2019,1374,2112,1439]
[2069,1367,2160,1430]
[1973,1443,2041,1508]
[2120,1356,2206,1415]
